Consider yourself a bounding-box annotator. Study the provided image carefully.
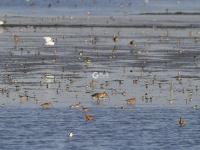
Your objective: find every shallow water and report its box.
[0,18,200,149]
[0,107,200,150]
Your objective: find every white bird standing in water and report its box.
[0,20,4,25]
[43,36,55,46]
[68,132,73,138]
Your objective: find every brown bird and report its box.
[92,92,109,104]
[92,92,109,100]
[14,35,20,47]
[126,97,136,105]
[19,95,28,103]
[178,117,185,127]
[40,102,52,109]
[84,114,93,121]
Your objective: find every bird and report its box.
[43,37,55,46]
[192,105,199,110]
[14,35,20,46]
[40,102,52,109]
[68,132,73,138]
[0,20,4,25]
[178,117,185,127]
[126,97,136,105]
[129,40,135,46]
[43,73,55,83]
[84,114,93,121]
[113,34,119,43]
[91,92,109,104]
[69,102,81,109]
[91,92,109,100]
[81,106,89,112]
[19,95,29,103]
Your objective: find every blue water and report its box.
[0,107,199,150]
[0,0,200,16]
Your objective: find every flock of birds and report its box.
[1,17,200,141]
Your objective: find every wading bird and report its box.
[84,114,93,121]
[40,102,52,109]
[126,97,136,105]
[43,36,55,46]
[178,117,185,127]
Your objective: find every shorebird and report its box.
[43,36,55,46]
[69,102,81,109]
[68,132,73,138]
[40,102,52,109]
[113,31,120,43]
[176,72,182,81]
[0,20,4,25]
[92,92,108,99]
[113,34,119,43]
[81,106,89,112]
[19,95,29,103]
[14,35,20,46]
[129,40,136,46]
[84,114,93,121]
[178,117,185,127]
[192,105,199,110]
[92,92,109,104]
[43,73,55,83]
[126,97,136,105]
